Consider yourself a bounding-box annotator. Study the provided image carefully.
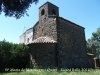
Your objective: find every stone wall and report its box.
[88,55,95,68]
[57,18,88,69]
[28,43,57,69]
[48,3,59,16]
[33,17,57,41]
[96,59,100,68]
[39,2,59,21]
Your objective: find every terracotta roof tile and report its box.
[28,36,57,44]
[87,53,95,56]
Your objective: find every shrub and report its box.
[0,40,30,72]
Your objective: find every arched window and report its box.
[27,38,29,43]
[52,9,56,15]
[41,9,45,16]
[32,37,33,41]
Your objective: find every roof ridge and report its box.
[28,36,57,44]
[58,16,85,29]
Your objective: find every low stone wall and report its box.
[88,55,95,68]
[28,43,57,69]
[96,59,100,68]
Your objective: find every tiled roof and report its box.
[94,57,98,59]
[29,36,57,44]
[87,53,95,56]
[33,36,57,43]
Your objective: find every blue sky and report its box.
[0,0,100,43]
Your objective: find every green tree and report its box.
[0,40,13,71]
[0,40,30,72]
[87,27,100,58]
[9,43,29,69]
[0,0,38,19]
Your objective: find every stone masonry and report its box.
[20,2,89,69]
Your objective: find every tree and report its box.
[0,40,13,71]
[87,39,97,53]
[87,27,100,58]
[0,0,38,19]
[0,40,30,72]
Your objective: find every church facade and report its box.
[20,2,89,69]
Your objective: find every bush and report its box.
[0,40,30,72]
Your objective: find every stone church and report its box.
[20,2,89,69]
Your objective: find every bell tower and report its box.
[39,2,59,22]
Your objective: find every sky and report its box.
[0,0,100,44]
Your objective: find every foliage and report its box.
[87,27,100,58]
[0,0,38,19]
[0,40,30,72]
[87,39,97,54]
[0,69,100,75]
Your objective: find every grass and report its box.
[0,69,100,75]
